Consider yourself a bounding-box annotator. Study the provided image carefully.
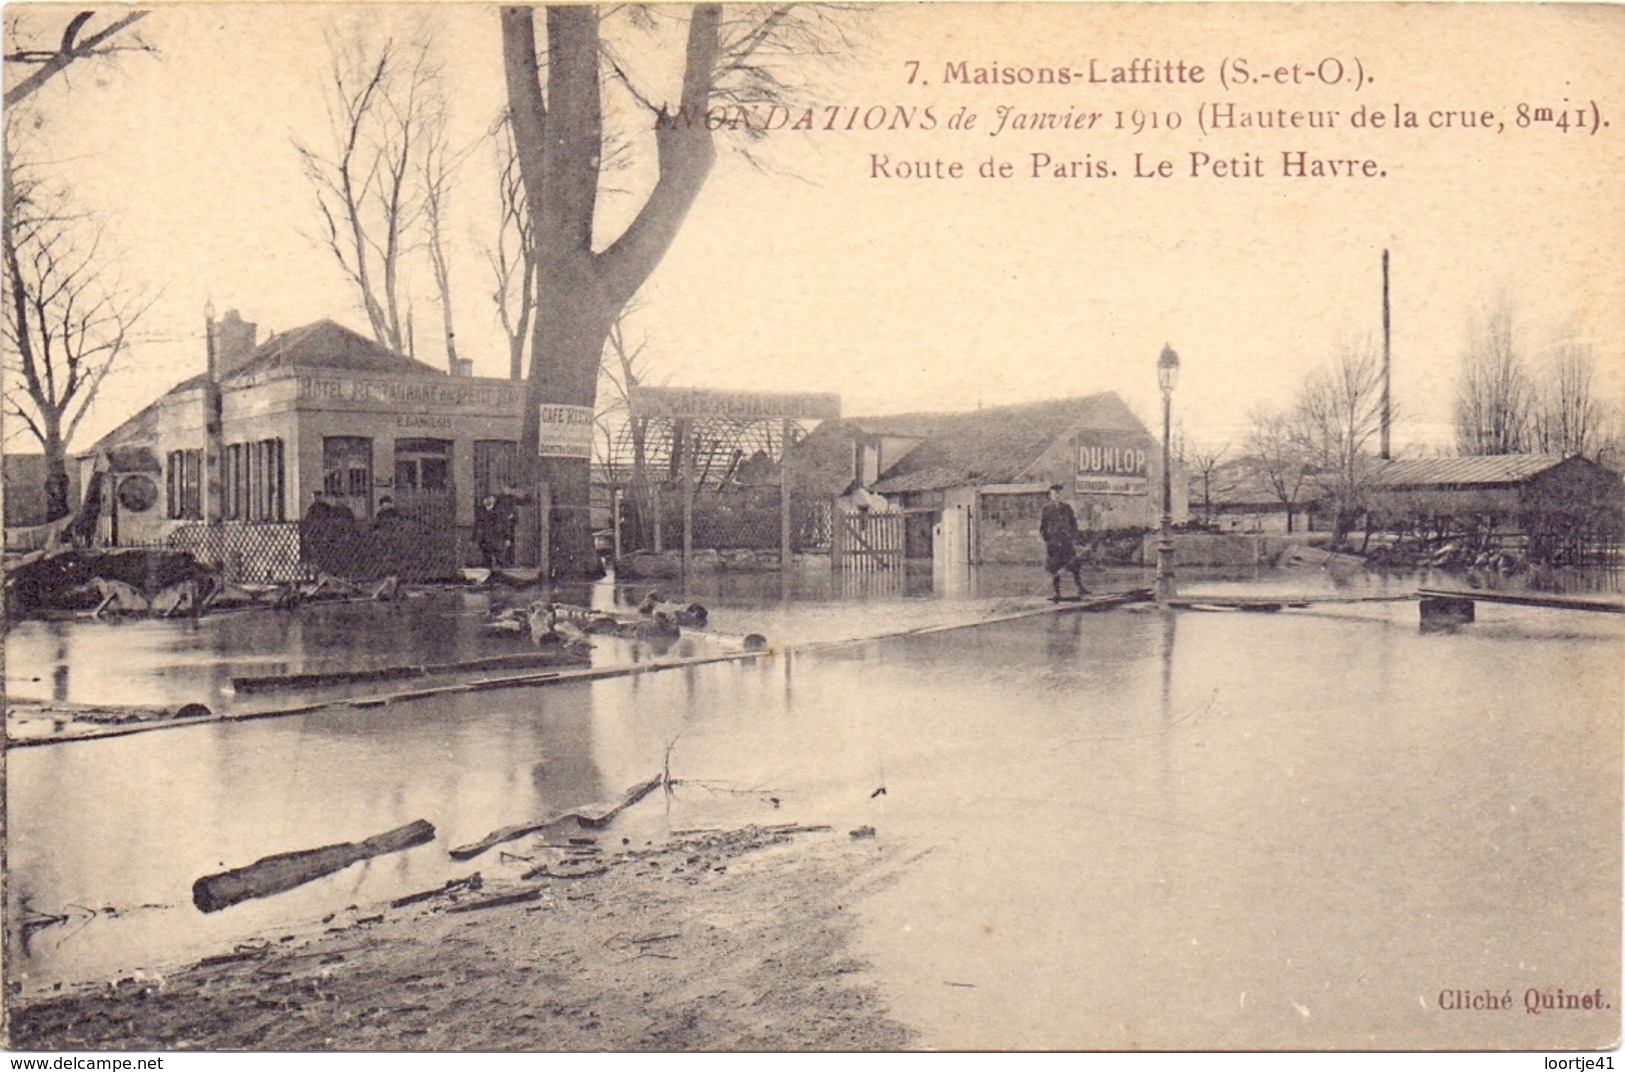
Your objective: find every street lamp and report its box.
[1156,343,1180,601]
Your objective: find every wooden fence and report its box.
[831,507,905,573]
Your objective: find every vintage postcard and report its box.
[2,1,1621,1060]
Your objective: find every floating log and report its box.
[449,775,663,861]
[192,819,436,913]
[231,650,587,693]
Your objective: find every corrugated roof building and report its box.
[1370,454,1573,489]
[1366,452,1623,563]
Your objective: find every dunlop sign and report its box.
[631,385,840,421]
[1075,434,1149,496]
[538,404,594,459]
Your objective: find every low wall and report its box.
[1139,533,1313,568]
[980,524,1041,564]
[1147,533,1262,568]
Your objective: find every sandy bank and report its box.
[7,825,919,1052]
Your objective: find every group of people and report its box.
[302,489,523,571]
[308,482,1088,590]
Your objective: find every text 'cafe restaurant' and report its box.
[82,311,596,573]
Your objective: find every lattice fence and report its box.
[167,522,310,583]
[166,512,460,584]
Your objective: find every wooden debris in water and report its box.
[449,775,663,861]
[192,819,436,913]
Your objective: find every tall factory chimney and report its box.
[1381,249,1392,461]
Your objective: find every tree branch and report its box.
[4,11,152,107]
[597,4,720,307]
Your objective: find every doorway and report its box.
[321,437,373,519]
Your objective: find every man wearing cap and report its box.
[1039,483,1089,601]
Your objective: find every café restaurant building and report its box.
[81,311,533,571]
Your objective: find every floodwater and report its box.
[5,567,1621,1051]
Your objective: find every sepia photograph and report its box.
[2,1,1622,1058]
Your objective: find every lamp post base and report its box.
[1155,525,1176,602]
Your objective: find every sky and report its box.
[5,2,1624,457]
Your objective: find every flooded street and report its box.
[5,570,1621,1050]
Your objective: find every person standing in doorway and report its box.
[474,493,509,569]
[1040,483,1089,601]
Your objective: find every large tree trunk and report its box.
[43,430,71,522]
[525,292,617,579]
[502,5,719,580]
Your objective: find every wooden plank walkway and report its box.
[1165,594,1415,611]
[7,589,1156,749]
[1416,588,1624,614]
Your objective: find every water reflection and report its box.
[6,680,610,986]
[6,568,1621,1052]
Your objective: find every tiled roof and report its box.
[225,319,444,381]
[873,463,968,496]
[865,393,1149,494]
[1371,454,1569,488]
[783,418,865,497]
[82,320,443,457]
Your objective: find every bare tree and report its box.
[484,107,636,385]
[3,150,151,520]
[1291,338,1386,544]
[295,29,444,356]
[1530,339,1613,458]
[1185,443,1229,524]
[485,114,537,382]
[3,9,154,107]
[596,313,653,481]
[594,312,667,550]
[501,4,858,577]
[419,103,470,372]
[1453,302,1532,455]
[1244,406,1308,533]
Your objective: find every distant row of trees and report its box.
[1186,304,1620,555]
[1453,301,1614,458]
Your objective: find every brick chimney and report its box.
[210,310,258,379]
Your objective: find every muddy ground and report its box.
[6,825,920,1052]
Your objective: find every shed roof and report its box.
[1371,454,1569,488]
[866,393,1148,494]
[225,319,444,381]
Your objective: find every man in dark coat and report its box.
[474,493,509,569]
[1039,484,1089,600]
